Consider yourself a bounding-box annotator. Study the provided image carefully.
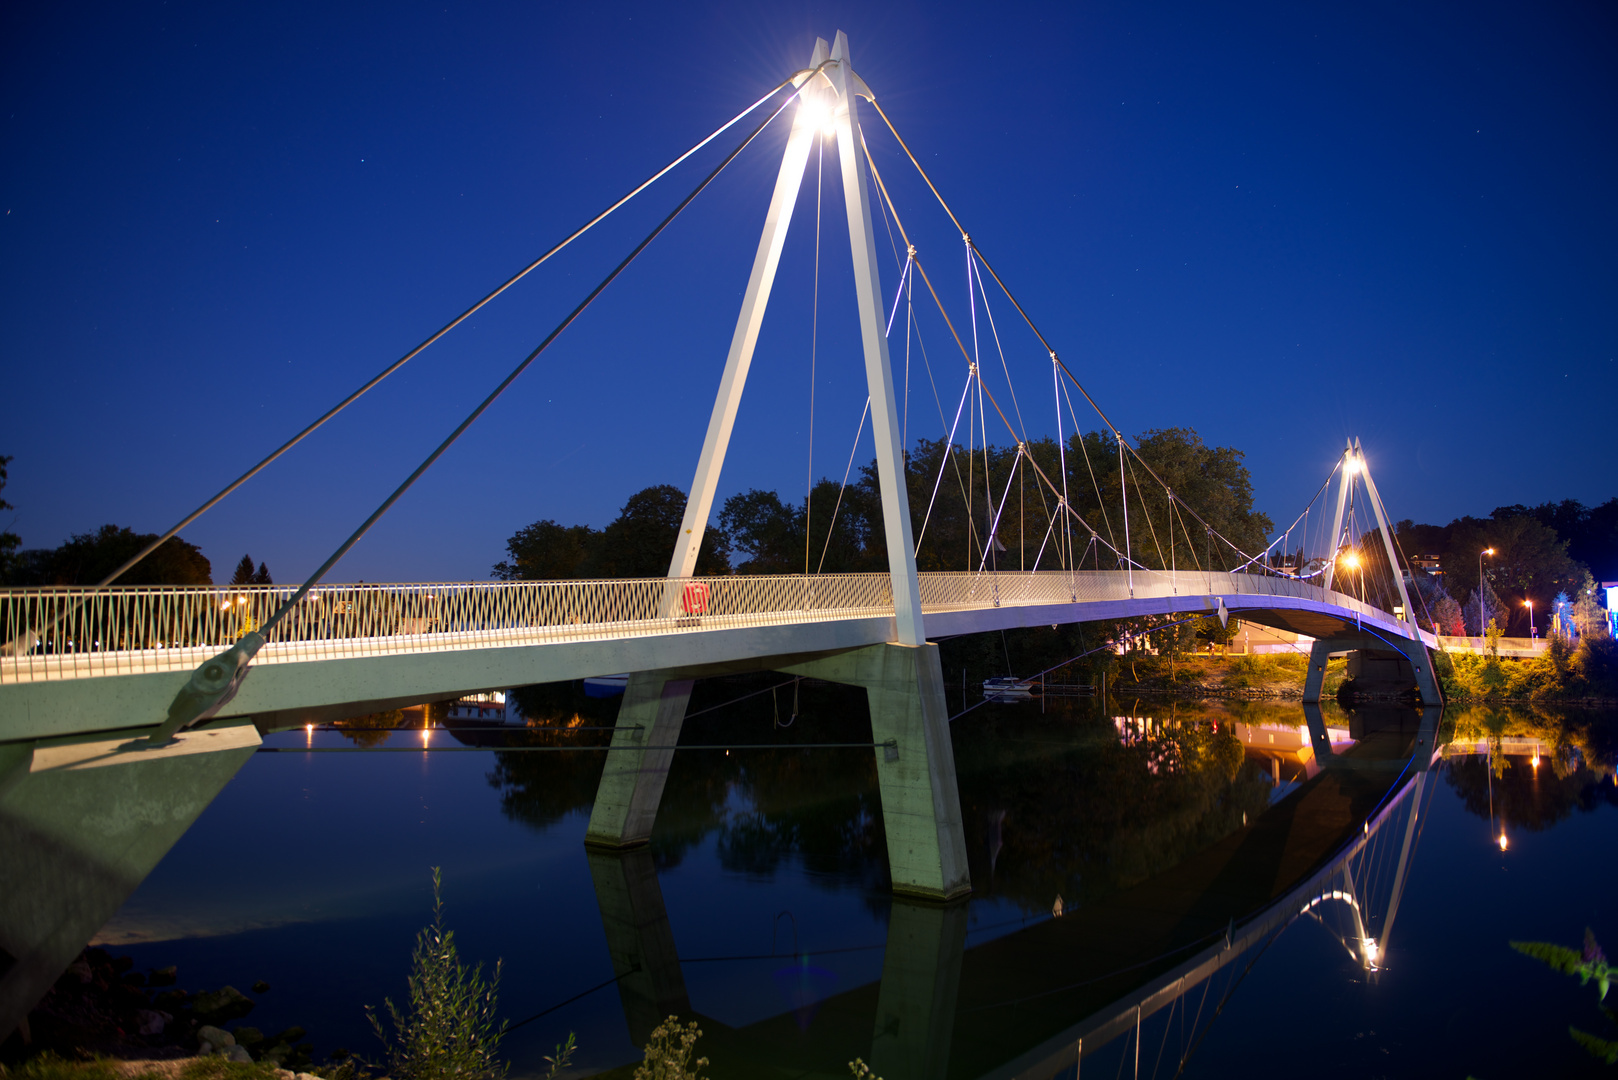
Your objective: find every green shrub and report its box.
[367,868,508,1080]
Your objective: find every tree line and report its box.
[0,454,273,587]
[1350,500,1616,638]
[493,427,1276,582]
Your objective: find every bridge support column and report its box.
[1411,647,1444,707]
[586,847,690,1046]
[1302,640,1334,704]
[583,674,693,849]
[869,899,968,1080]
[1301,636,1443,707]
[783,642,971,902]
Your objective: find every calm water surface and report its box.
[103,687,1618,1078]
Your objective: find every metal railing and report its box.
[0,569,1406,685]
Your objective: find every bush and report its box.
[367,869,508,1080]
[633,1017,708,1080]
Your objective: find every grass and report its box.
[1109,650,1328,696]
[0,1055,286,1080]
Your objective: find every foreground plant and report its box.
[367,867,509,1080]
[1510,927,1618,1064]
[633,1017,708,1079]
[541,1032,577,1079]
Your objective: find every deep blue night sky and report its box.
[3,1,1613,584]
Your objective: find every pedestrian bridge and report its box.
[0,568,1433,743]
[0,29,1456,1044]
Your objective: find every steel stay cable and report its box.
[1124,451,1170,574]
[966,242,995,572]
[915,372,975,556]
[1388,521,1439,631]
[505,967,636,1035]
[1,67,831,661]
[255,92,799,643]
[869,99,1285,574]
[860,141,979,525]
[971,253,1028,439]
[946,615,1205,724]
[816,397,872,575]
[1228,459,1342,576]
[1059,378,1117,549]
[90,65,830,593]
[977,445,1023,574]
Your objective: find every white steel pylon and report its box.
[1321,438,1416,633]
[666,31,926,646]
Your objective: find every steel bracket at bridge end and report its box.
[145,632,265,747]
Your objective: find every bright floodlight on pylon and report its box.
[1340,550,1361,570]
[799,96,836,137]
[1345,455,1362,474]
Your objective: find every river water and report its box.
[100,684,1618,1078]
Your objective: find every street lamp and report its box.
[1477,548,1495,635]
[1525,599,1535,639]
[1339,549,1363,601]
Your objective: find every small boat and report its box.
[584,674,630,698]
[982,676,1037,699]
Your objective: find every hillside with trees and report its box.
[1361,500,1614,638]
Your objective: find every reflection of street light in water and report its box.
[305,723,313,748]
[1498,833,1509,851]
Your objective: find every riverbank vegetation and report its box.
[366,870,510,1080]
[1438,636,1618,703]
[0,1053,294,1080]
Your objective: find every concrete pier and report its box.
[1302,634,1443,707]
[582,641,971,902]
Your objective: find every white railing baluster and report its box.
[0,569,1421,685]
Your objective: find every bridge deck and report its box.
[2,570,1424,684]
[0,571,1433,743]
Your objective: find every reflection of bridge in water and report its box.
[583,704,1438,1079]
